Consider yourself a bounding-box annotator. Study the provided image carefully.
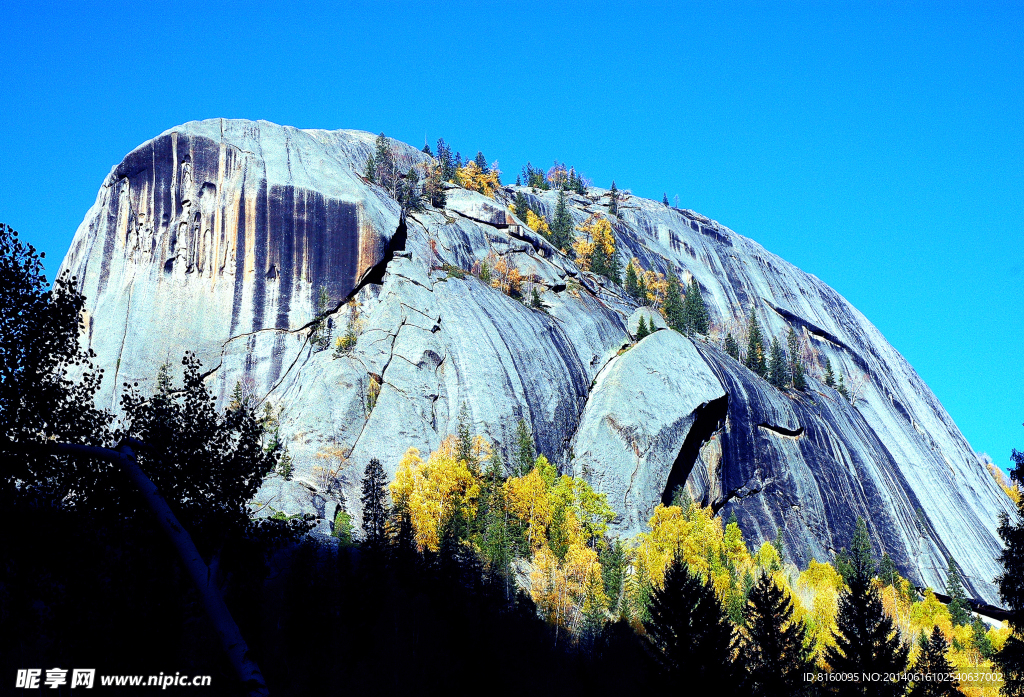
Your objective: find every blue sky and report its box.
[1,1,1021,468]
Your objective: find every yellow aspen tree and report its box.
[504,467,553,551]
[525,209,552,237]
[456,161,501,198]
[795,558,845,660]
[909,589,953,640]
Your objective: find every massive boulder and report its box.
[59,118,1015,603]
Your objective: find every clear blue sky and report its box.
[1,1,1021,468]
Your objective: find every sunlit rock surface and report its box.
[60,118,1015,603]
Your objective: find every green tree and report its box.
[609,181,619,216]
[422,143,432,155]
[663,192,670,206]
[995,447,1024,695]
[332,508,355,546]
[644,555,736,690]
[456,402,474,471]
[513,191,530,222]
[530,287,543,310]
[663,272,686,333]
[768,336,788,388]
[837,373,850,401]
[551,190,574,251]
[514,418,536,477]
[738,573,815,696]
[684,278,709,335]
[745,308,767,378]
[360,457,389,549]
[878,552,900,587]
[373,132,397,196]
[824,357,836,388]
[825,517,909,697]
[910,630,959,695]
[624,259,641,300]
[474,151,488,172]
[725,332,740,361]
[364,152,376,183]
[787,326,806,390]
[636,315,650,341]
[600,539,628,614]
[945,557,972,627]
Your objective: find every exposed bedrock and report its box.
[59,118,1015,603]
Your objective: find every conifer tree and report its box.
[739,573,814,697]
[945,557,972,627]
[826,517,909,697]
[768,336,788,388]
[364,152,376,183]
[360,457,389,549]
[530,287,543,310]
[837,374,850,401]
[373,133,397,196]
[685,278,709,335]
[456,402,474,471]
[635,315,650,341]
[824,357,836,388]
[474,151,488,173]
[422,143,432,155]
[745,308,767,378]
[878,552,900,587]
[663,272,686,333]
[513,191,530,222]
[725,332,740,361]
[996,447,1024,695]
[624,259,641,300]
[663,193,670,206]
[551,190,574,251]
[644,555,736,689]
[787,326,806,390]
[609,181,619,216]
[636,272,649,306]
[911,630,959,695]
[514,418,536,476]
[515,175,521,186]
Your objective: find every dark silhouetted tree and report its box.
[768,336,788,388]
[787,326,806,390]
[551,190,574,251]
[911,629,959,695]
[738,573,814,696]
[945,557,972,627]
[635,315,650,341]
[663,272,686,333]
[824,356,836,388]
[361,457,389,549]
[644,555,736,690]
[996,447,1024,695]
[663,193,670,206]
[609,181,619,216]
[826,518,909,697]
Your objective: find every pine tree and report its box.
[768,336,788,388]
[996,448,1024,695]
[945,557,972,627]
[663,272,686,333]
[360,457,389,549]
[374,133,397,196]
[624,259,641,300]
[725,332,740,361]
[878,553,900,587]
[530,287,543,310]
[824,357,836,388]
[422,143,432,155]
[787,326,806,390]
[636,272,649,306]
[514,418,535,476]
[474,151,488,173]
[644,555,736,690]
[826,517,909,697]
[609,181,619,216]
[363,152,376,183]
[551,190,574,251]
[515,175,521,186]
[635,315,650,341]
[745,308,767,378]
[739,573,814,696]
[837,373,850,401]
[456,402,474,471]
[911,630,959,695]
[685,278,709,334]
[663,193,670,206]
[513,191,529,222]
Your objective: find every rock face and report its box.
[59,118,1015,603]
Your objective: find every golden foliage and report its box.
[456,161,501,198]
[388,437,481,552]
[525,209,552,237]
[504,466,553,551]
[530,542,607,630]
[987,462,1021,504]
[487,253,524,297]
[573,214,615,272]
[794,558,844,660]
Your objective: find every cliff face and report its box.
[59,118,1014,603]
